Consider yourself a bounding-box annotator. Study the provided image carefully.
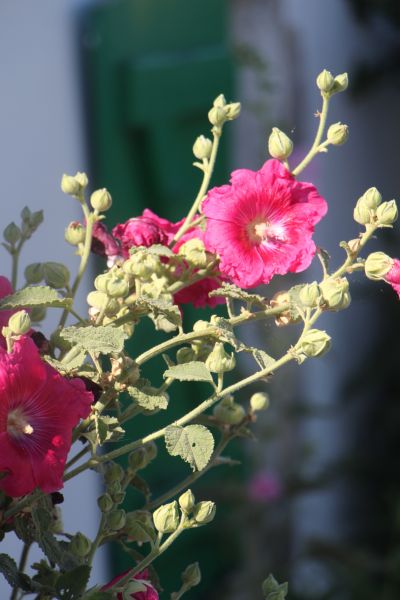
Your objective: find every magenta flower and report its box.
[203,159,327,288]
[91,221,121,261]
[113,209,183,257]
[385,258,400,297]
[103,569,158,600]
[0,336,93,497]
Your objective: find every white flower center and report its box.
[247,219,287,245]
[7,408,34,438]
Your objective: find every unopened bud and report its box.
[106,509,126,531]
[320,277,350,311]
[145,441,158,462]
[65,221,86,245]
[213,395,245,425]
[360,187,382,210]
[3,223,21,245]
[364,252,393,280]
[8,311,31,336]
[225,102,241,120]
[299,282,321,307]
[268,127,293,160]
[193,501,216,525]
[24,263,43,284]
[61,172,88,196]
[178,238,207,268]
[208,106,227,127]
[90,188,112,212]
[193,135,213,160]
[181,562,201,588]
[125,511,154,543]
[43,262,70,289]
[331,72,349,94]
[376,200,398,226]
[179,489,195,514]
[105,275,129,298]
[298,329,331,358]
[70,532,91,558]
[176,347,196,364]
[153,501,179,533]
[354,198,372,225]
[128,447,149,472]
[30,306,46,323]
[316,69,335,93]
[250,392,270,412]
[213,94,226,108]
[327,122,349,146]
[104,462,124,484]
[97,493,114,513]
[205,342,235,373]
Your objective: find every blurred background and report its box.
[1,0,400,598]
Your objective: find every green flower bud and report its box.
[376,200,398,226]
[213,395,245,425]
[104,462,124,484]
[145,441,158,462]
[61,172,88,196]
[128,447,149,472]
[65,221,86,245]
[193,320,212,332]
[316,69,335,93]
[70,532,91,558]
[320,277,350,311]
[87,290,108,309]
[106,509,126,531]
[90,188,112,212]
[268,127,293,160]
[106,481,122,497]
[225,102,241,120]
[327,122,349,146]
[112,491,126,505]
[354,198,372,225]
[299,282,321,307]
[123,253,160,279]
[8,311,31,336]
[193,500,216,525]
[193,135,213,160]
[360,187,382,210]
[24,262,43,284]
[97,493,114,513]
[125,511,154,543]
[331,72,349,94]
[176,347,196,364]
[30,306,46,323]
[208,106,227,127]
[181,562,201,588]
[105,275,130,298]
[213,94,226,108]
[178,238,207,268]
[298,329,331,358]
[250,392,270,412]
[3,222,21,245]
[205,342,235,373]
[153,501,179,534]
[43,262,70,289]
[179,489,195,514]
[364,252,393,280]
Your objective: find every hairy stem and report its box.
[292,94,330,176]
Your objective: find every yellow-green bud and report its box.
[125,511,154,543]
[320,277,350,311]
[364,252,393,280]
[193,135,213,160]
[193,501,216,525]
[105,276,129,298]
[90,188,112,212]
[87,290,109,310]
[70,532,91,558]
[213,395,245,425]
[179,489,195,514]
[178,238,207,268]
[97,493,114,513]
[208,106,227,127]
[205,342,236,373]
[360,187,382,210]
[298,329,331,358]
[316,69,335,93]
[61,172,88,196]
[268,127,293,160]
[123,253,160,280]
[104,462,124,484]
[213,94,226,108]
[354,198,372,225]
[43,262,70,289]
[3,222,21,245]
[250,392,270,412]
[8,311,31,336]
[128,447,149,472]
[30,306,46,323]
[24,263,43,285]
[299,282,321,307]
[331,72,349,94]
[193,320,212,332]
[153,501,179,533]
[176,347,196,364]
[65,221,86,245]
[225,102,241,120]
[106,509,126,531]
[327,122,349,146]
[181,562,201,588]
[376,200,398,226]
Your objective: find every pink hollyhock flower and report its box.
[247,471,283,503]
[102,569,158,600]
[202,159,327,288]
[91,221,121,263]
[0,276,16,334]
[0,336,93,497]
[385,258,400,297]
[113,209,183,258]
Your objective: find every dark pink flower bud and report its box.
[102,569,158,599]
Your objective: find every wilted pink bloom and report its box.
[0,336,93,497]
[91,221,121,261]
[385,258,400,298]
[102,569,158,600]
[247,471,283,503]
[203,159,327,288]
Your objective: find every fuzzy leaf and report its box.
[262,574,288,600]
[94,415,125,446]
[130,243,175,258]
[0,286,71,309]
[136,297,182,330]
[164,361,214,384]
[45,348,87,374]
[209,282,266,307]
[210,316,244,351]
[61,325,127,355]
[56,565,91,599]
[250,348,275,370]
[127,386,169,411]
[81,589,113,600]
[165,425,214,471]
[0,554,33,591]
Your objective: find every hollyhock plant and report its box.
[0,336,93,497]
[102,569,158,600]
[385,259,400,298]
[202,159,327,289]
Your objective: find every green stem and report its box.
[292,94,330,176]
[4,489,42,520]
[330,224,377,279]
[65,444,91,470]
[87,514,106,566]
[173,131,221,243]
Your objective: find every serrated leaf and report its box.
[165,425,214,471]
[164,362,214,384]
[94,415,125,446]
[45,347,87,374]
[56,564,91,599]
[250,348,275,370]
[209,282,266,307]
[61,325,127,355]
[127,386,169,411]
[210,316,244,351]
[136,297,182,329]
[130,243,175,258]
[262,574,288,600]
[14,513,37,544]
[0,554,33,591]
[0,286,72,309]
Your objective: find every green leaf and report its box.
[94,415,125,446]
[164,361,214,384]
[0,554,33,591]
[165,425,214,471]
[81,589,113,600]
[0,286,72,309]
[45,347,87,374]
[209,282,266,307]
[61,325,127,355]
[130,243,175,257]
[56,564,91,599]
[136,296,182,331]
[209,316,244,351]
[262,574,288,600]
[14,513,37,544]
[250,348,275,370]
[127,386,169,411]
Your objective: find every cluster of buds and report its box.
[208,94,241,133]
[354,187,398,228]
[316,69,348,97]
